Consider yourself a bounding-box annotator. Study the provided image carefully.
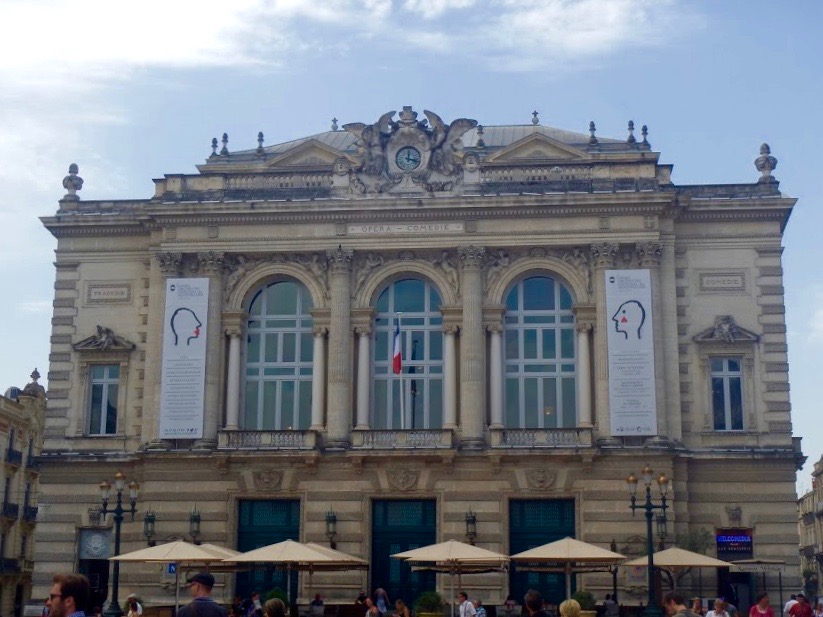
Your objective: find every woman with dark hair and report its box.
[750,594,775,617]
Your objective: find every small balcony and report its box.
[23,505,38,524]
[218,430,317,450]
[490,427,593,448]
[25,455,39,476]
[351,429,454,450]
[4,447,22,468]
[0,557,20,574]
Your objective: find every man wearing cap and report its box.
[178,572,228,617]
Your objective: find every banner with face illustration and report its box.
[605,270,657,436]
[159,278,209,439]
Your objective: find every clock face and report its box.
[395,146,421,171]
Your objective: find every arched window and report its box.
[244,280,313,430]
[373,278,443,430]
[504,276,576,428]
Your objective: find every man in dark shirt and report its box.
[524,590,548,617]
[177,572,228,617]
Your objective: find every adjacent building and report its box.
[1,370,46,617]
[33,108,803,612]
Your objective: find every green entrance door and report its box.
[509,499,575,606]
[236,500,300,601]
[371,500,437,606]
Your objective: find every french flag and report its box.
[392,321,402,375]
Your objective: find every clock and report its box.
[395,146,421,172]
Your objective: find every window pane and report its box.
[105,384,118,434]
[505,330,519,360]
[728,359,741,372]
[109,365,120,379]
[375,288,390,313]
[373,380,388,429]
[410,331,425,360]
[298,380,312,429]
[542,378,557,429]
[560,328,575,359]
[542,330,556,359]
[523,277,553,310]
[428,379,443,428]
[505,379,520,427]
[729,377,743,430]
[505,287,519,311]
[559,285,573,309]
[247,334,261,363]
[300,332,313,362]
[91,365,105,379]
[264,333,279,363]
[248,290,263,315]
[268,281,298,315]
[429,288,442,311]
[89,384,103,434]
[282,333,296,362]
[281,382,295,429]
[523,330,537,359]
[429,331,442,361]
[262,382,277,429]
[409,379,424,429]
[561,377,576,428]
[244,382,259,429]
[524,378,538,428]
[711,377,726,430]
[395,279,424,312]
[710,358,723,372]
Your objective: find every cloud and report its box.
[17,300,53,315]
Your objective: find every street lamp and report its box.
[626,465,669,617]
[99,471,139,617]
[326,510,338,549]
[143,510,156,547]
[609,539,619,600]
[189,506,202,545]
[465,510,477,546]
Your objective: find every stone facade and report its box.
[1,371,45,617]
[34,109,802,612]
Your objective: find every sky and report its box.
[1,0,820,488]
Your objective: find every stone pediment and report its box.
[266,139,345,168]
[74,326,136,352]
[693,315,759,345]
[484,133,587,164]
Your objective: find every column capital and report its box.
[443,324,460,335]
[354,325,372,336]
[326,245,353,273]
[313,325,329,337]
[155,251,183,276]
[486,324,503,334]
[198,250,227,276]
[575,321,594,333]
[225,326,243,337]
[590,242,618,269]
[222,308,248,332]
[458,245,486,269]
[635,241,662,267]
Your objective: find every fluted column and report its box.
[355,326,371,429]
[311,326,328,430]
[443,325,458,429]
[591,242,618,444]
[576,322,593,428]
[458,245,486,448]
[489,324,505,428]
[224,327,242,430]
[195,251,226,448]
[325,246,353,449]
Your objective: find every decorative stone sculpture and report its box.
[755,143,778,183]
[62,163,83,200]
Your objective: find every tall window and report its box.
[504,276,576,428]
[244,280,314,430]
[711,357,743,430]
[88,365,119,435]
[373,279,443,429]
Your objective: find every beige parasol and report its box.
[510,537,626,599]
[622,547,730,568]
[111,541,240,611]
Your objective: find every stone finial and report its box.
[210,137,218,156]
[331,117,338,131]
[588,121,598,146]
[20,368,46,398]
[641,124,649,147]
[476,124,485,148]
[61,163,83,201]
[755,143,778,183]
[531,110,539,125]
[220,133,229,156]
[627,120,636,144]
[256,131,265,155]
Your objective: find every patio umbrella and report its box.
[111,541,240,612]
[393,540,509,613]
[623,547,731,591]
[510,537,626,599]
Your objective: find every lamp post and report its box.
[189,506,201,545]
[99,471,139,617]
[465,510,477,546]
[143,509,156,547]
[626,465,669,617]
[610,539,619,600]
[326,510,337,549]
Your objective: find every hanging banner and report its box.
[605,269,657,436]
[159,278,209,439]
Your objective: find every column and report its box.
[458,245,486,449]
[195,251,226,449]
[355,327,371,429]
[224,327,242,430]
[146,251,183,450]
[443,325,458,429]
[488,325,504,429]
[590,242,618,444]
[311,326,327,430]
[325,246,353,449]
[576,322,593,428]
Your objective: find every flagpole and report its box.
[397,312,405,429]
